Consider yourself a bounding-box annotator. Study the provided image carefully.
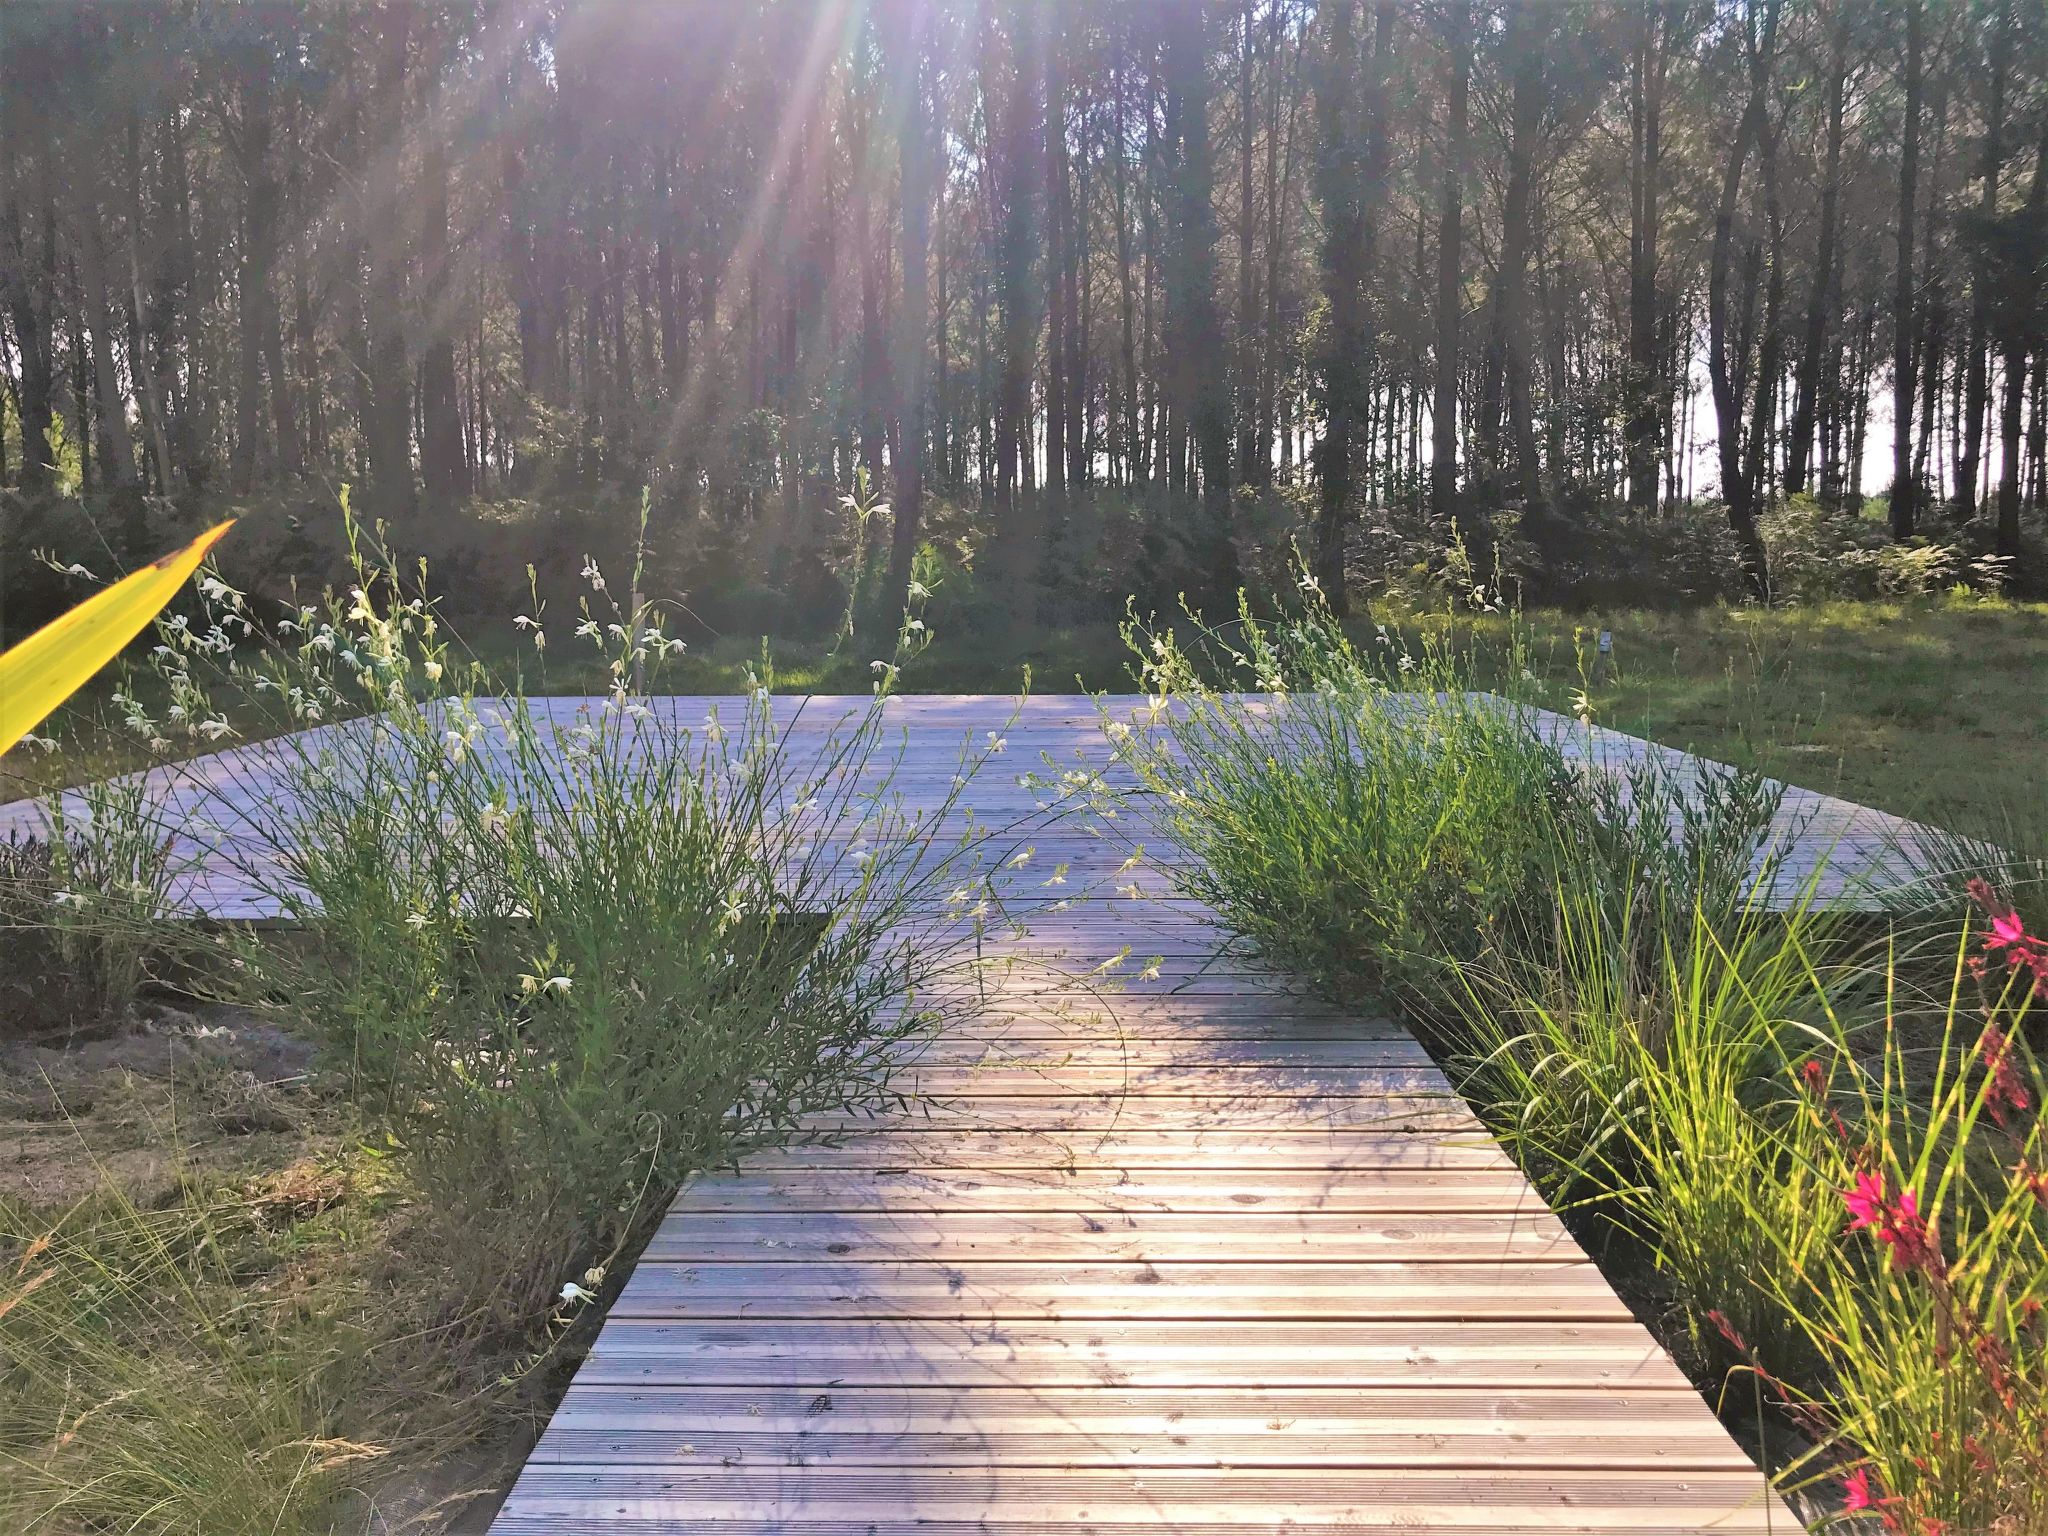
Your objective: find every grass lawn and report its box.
[7,594,2043,831]
[1499,597,2048,828]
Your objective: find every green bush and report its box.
[1762,495,1964,602]
[0,777,182,1040]
[0,489,1007,1528]
[1114,587,1568,1002]
[166,513,998,1335]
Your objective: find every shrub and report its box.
[1112,580,1569,1004]
[122,494,1002,1340]
[0,777,181,1040]
[1126,570,2046,1523]
[1762,495,1963,602]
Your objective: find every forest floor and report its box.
[5,594,2043,830]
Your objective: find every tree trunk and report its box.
[1623,0,1669,512]
[889,2,935,603]
[1162,0,1238,598]
[1889,0,1923,537]
[1234,0,1259,484]
[74,178,139,490]
[366,3,415,511]
[1478,4,1548,514]
[3,158,57,495]
[1114,27,1141,486]
[1706,0,1779,592]
[231,40,299,489]
[1787,0,1848,497]
[419,21,468,501]
[1044,25,1068,500]
[1954,0,2008,520]
[1429,0,1468,524]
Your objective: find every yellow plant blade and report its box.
[0,520,235,756]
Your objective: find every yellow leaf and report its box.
[0,521,235,756]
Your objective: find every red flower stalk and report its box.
[1793,1058,1850,1141]
[1978,1024,2033,1128]
[1970,881,2048,1000]
[1841,1171,1944,1276]
[1842,1466,1899,1520]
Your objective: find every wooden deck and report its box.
[0,692,1929,920]
[476,696,1800,1534]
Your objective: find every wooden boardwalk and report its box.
[484,697,1800,1534]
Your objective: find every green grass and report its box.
[1496,597,2048,828]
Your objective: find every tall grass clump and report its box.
[1117,570,2046,1522]
[0,776,183,1040]
[1112,577,1570,1003]
[3,488,1006,1523]
[0,1182,370,1534]
[176,499,1001,1334]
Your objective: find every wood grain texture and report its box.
[454,696,1802,1532]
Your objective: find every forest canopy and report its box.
[2,0,2045,634]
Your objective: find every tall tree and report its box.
[1429,0,1468,525]
[1160,0,1238,595]
[1953,0,2011,519]
[365,2,414,511]
[1786,0,1851,499]
[417,11,467,500]
[1889,0,1924,538]
[889,0,936,601]
[1311,0,1371,611]
[1706,0,1781,591]
[1623,0,1677,513]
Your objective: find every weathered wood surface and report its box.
[0,692,1932,915]
[475,696,1800,1532]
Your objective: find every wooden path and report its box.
[483,697,1799,1533]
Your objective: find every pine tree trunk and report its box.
[1623,0,1667,512]
[890,6,934,602]
[1429,0,1467,523]
[1889,0,1923,537]
[366,4,415,511]
[419,24,468,502]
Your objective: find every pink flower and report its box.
[1841,1172,1943,1276]
[1842,1170,1887,1232]
[1842,1467,1879,1510]
[1974,890,2048,999]
[1987,908,2032,953]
